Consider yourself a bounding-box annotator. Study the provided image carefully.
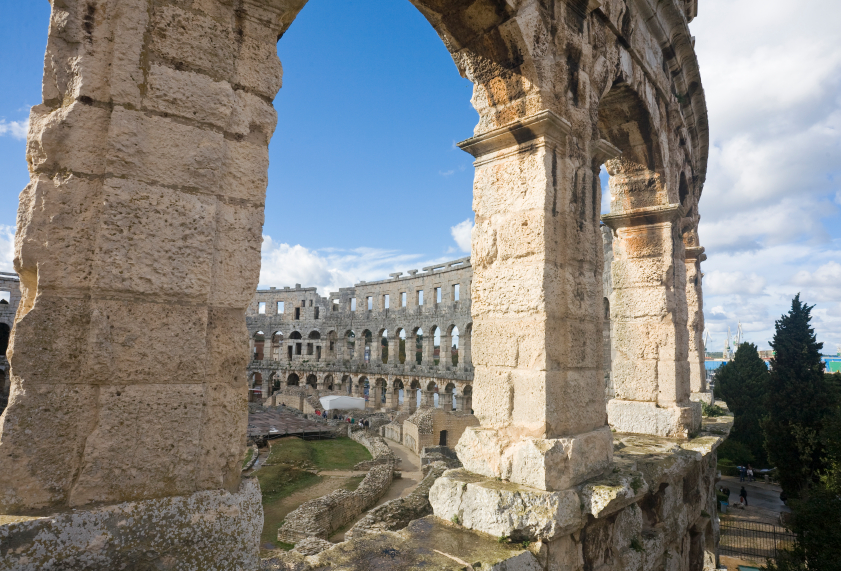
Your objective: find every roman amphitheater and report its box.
[0,0,734,570]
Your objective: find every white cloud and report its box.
[259,235,450,295]
[0,119,27,140]
[439,169,455,177]
[688,0,841,351]
[0,225,14,273]
[450,219,473,253]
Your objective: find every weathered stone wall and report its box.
[276,462,394,543]
[349,428,395,470]
[345,461,449,540]
[0,478,263,571]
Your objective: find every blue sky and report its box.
[1,1,841,353]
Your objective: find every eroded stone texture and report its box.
[0,477,262,571]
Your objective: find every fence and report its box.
[719,519,796,562]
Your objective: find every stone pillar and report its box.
[685,243,712,405]
[601,159,700,438]
[404,388,418,413]
[422,390,435,408]
[453,111,613,491]
[0,0,284,514]
[453,395,464,411]
[423,330,435,366]
[461,329,472,369]
[440,330,451,366]
[387,334,399,365]
[439,391,453,410]
[385,384,396,410]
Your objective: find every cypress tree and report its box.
[715,342,769,465]
[764,294,836,495]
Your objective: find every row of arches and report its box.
[248,370,473,413]
[248,324,472,369]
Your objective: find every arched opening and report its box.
[414,328,423,365]
[398,328,407,364]
[287,373,300,386]
[269,372,279,394]
[362,330,373,363]
[449,325,459,366]
[327,330,338,358]
[380,329,388,364]
[444,382,456,410]
[308,331,321,339]
[375,378,387,405]
[346,330,356,360]
[0,323,9,358]
[270,331,283,361]
[249,372,263,403]
[462,384,473,413]
[324,374,334,391]
[393,378,404,406]
[432,326,440,365]
[306,374,317,390]
[252,331,265,361]
[342,374,352,395]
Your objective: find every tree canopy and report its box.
[715,342,770,465]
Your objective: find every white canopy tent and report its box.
[320,395,366,411]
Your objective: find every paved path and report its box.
[718,474,790,525]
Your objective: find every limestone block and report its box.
[494,211,547,263]
[15,175,103,292]
[610,359,658,401]
[656,360,691,403]
[150,6,237,81]
[221,138,271,203]
[205,307,250,387]
[197,383,248,492]
[429,469,582,541]
[91,178,217,299]
[234,36,284,99]
[5,295,91,383]
[611,257,670,288]
[106,106,226,190]
[68,383,208,505]
[690,391,713,406]
[611,286,670,319]
[0,477,262,571]
[540,370,607,436]
[80,299,209,386]
[143,63,236,128]
[456,426,613,491]
[472,151,552,219]
[209,201,264,307]
[607,400,699,438]
[227,89,278,145]
[27,102,111,176]
[0,382,97,512]
[471,317,547,369]
[471,260,549,317]
[471,368,514,427]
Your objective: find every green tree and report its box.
[764,294,837,496]
[715,342,770,465]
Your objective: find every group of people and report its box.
[719,485,750,506]
[739,464,756,482]
[313,409,371,428]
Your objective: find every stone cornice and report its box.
[684,246,706,262]
[458,110,571,159]
[601,204,683,230]
[592,138,622,164]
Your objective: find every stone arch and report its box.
[345,330,356,359]
[378,328,388,364]
[323,374,334,391]
[269,372,279,393]
[308,330,321,340]
[396,327,407,364]
[356,376,369,400]
[287,373,300,386]
[374,378,387,406]
[289,331,302,340]
[341,374,352,395]
[305,374,317,389]
[270,331,283,361]
[413,327,424,365]
[326,330,338,358]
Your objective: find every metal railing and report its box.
[719,519,796,562]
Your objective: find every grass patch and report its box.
[342,476,365,492]
[256,463,321,550]
[242,447,254,469]
[268,437,372,471]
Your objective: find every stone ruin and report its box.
[0,0,732,569]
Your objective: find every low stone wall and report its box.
[242,444,259,472]
[349,428,396,470]
[420,445,460,469]
[345,461,448,540]
[0,478,262,571]
[276,462,395,543]
[382,421,403,443]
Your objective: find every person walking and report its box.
[739,486,748,506]
[747,465,754,482]
[739,465,746,482]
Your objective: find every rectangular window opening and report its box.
[301,300,306,307]
[277,301,285,314]
[287,345,293,360]
[383,294,390,309]
[309,300,313,307]
[367,296,373,311]
[417,290,424,306]
[296,343,302,355]
[258,301,266,314]
[453,284,460,301]
[307,343,314,355]
[294,307,300,320]
[316,346,322,360]
[351,298,356,311]
[314,307,320,319]
[435,287,442,303]
[401,292,407,307]
[332,299,339,311]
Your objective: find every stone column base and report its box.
[690,391,714,406]
[0,478,262,571]
[430,468,584,542]
[607,399,701,438]
[454,426,613,491]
